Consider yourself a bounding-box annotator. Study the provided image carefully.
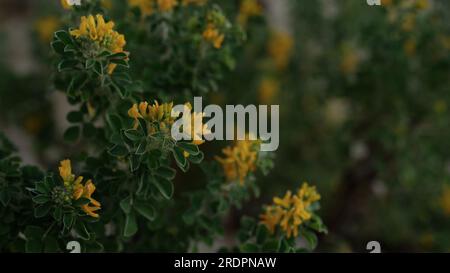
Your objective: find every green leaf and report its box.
[135,139,147,155]
[157,166,176,180]
[63,213,75,230]
[63,126,80,143]
[134,202,155,221]
[26,239,43,253]
[256,224,269,244]
[106,113,123,132]
[301,229,318,250]
[58,59,78,72]
[124,129,143,141]
[110,58,129,67]
[109,81,127,98]
[85,59,96,69]
[74,221,90,240]
[240,243,259,253]
[35,182,50,194]
[54,30,72,44]
[51,41,65,54]
[24,226,44,240]
[67,111,83,123]
[120,196,132,214]
[53,207,63,221]
[32,195,50,204]
[123,212,138,237]
[177,142,200,156]
[93,61,104,76]
[108,144,128,157]
[154,177,174,200]
[82,123,96,138]
[129,155,141,172]
[188,151,204,164]
[67,73,88,95]
[172,147,187,169]
[34,204,51,218]
[108,52,128,59]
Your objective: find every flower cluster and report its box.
[128,0,179,16]
[215,137,260,185]
[58,160,101,218]
[202,11,228,49]
[260,183,321,238]
[70,14,127,74]
[267,31,294,71]
[128,101,210,156]
[237,0,263,26]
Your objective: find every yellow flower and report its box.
[181,0,207,5]
[237,0,262,26]
[128,100,176,133]
[401,14,416,32]
[70,14,127,74]
[58,160,101,218]
[128,0,154,17]
[403,38,417,56]
[267,31,294,71]
[61,0,72,10]
[203,23,225,49]
[59,159,75,184]
[260,182,321,238]
[35,16,60,42]
[258,78,279,104]
[158,0,177,12]
[215,136,260,185]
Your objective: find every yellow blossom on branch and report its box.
[237,0,263,26]
[60,0,72,10]
[35,16,60,42]
[203,23,225,49]
[441,186,450,217]
[215,136,260,185]
[128,0,154,17]
[58,160,101,218]
[128,100,176,134]
[267,31,294,71]
[182,0,207,6]
[260,182,321,238]
[157,0,177,12]
[70,14,127,74]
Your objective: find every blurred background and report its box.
[0,0,449,252]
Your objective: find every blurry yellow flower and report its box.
[433,100,447,114]
[323,98,350,127]
[415,0,429,10]
[267,31,294,71]
[403,38,417,56]
[260,182,321,238]
[35,16,60,42]
[340,46,361,75]
[401,14,416,32]
[60,0,72,9]
[258,78,279,104]
[203,23,225,49]
[182,0,206,5]
[128,0,154,17]
[441,186,450,217]
[158,0,177,12]
[381,0,393,6]
[101,0,113,9]
[70,14,127,74]
[58,160,101,218]
[237,0,262,26]
[215,136,260,185]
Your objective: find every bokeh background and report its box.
[0,0,449,252]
